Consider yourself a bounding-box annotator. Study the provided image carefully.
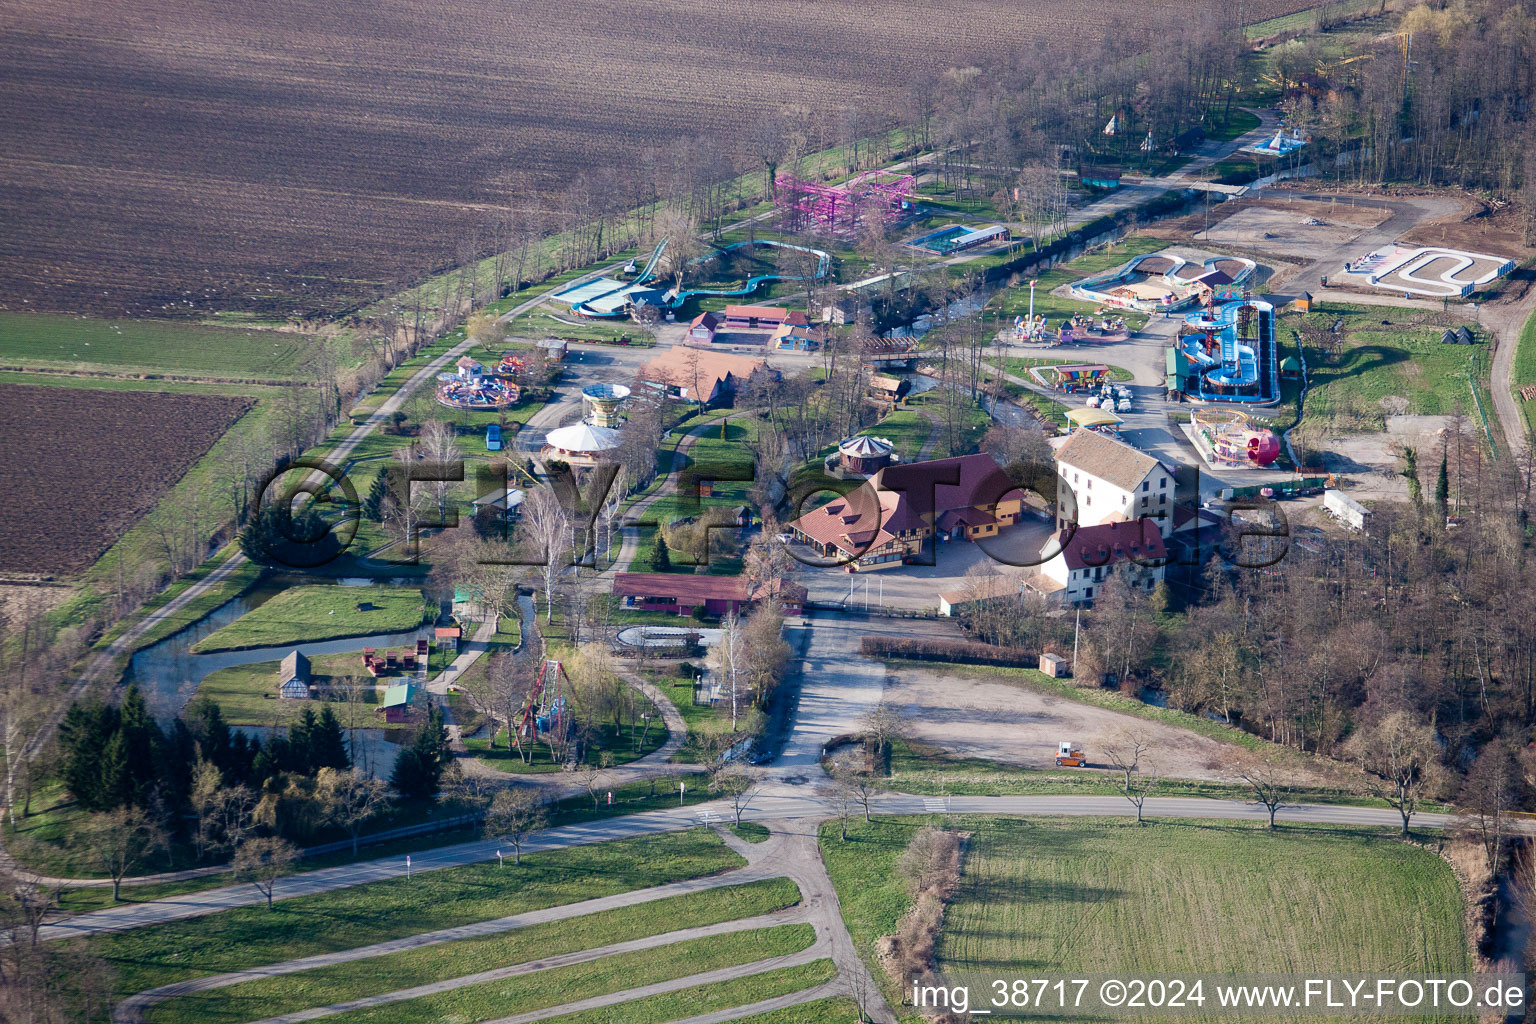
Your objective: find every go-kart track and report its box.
[1340,245,1514,298]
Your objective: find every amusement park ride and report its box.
[774,169,916,233]
[516,659,576,754]
[1191,409,1281,468]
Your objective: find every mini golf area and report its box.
[1340,245,1514,299]
[1072,252,1256,313]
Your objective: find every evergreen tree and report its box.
[390,705,451,799]
[185,696,235,775]
[649,533,672,573]
[363,470,389,522]
[310,705,350,772]
[239,501,342,568]
[288,708,318,775]
[58,700,119,811]
[98,730,132,810]
[116,686,165,809]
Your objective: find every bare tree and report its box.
[1345,710,1442,836]
[717,611,746,730]
[1231,750,1293,828]
[1456,742,1518,875]
[233,836,298,910]
[417,419,461,526]
[862,702,903,764]
[1103,729,1159,825]
[575,760,609,809]
[833,764,885,822]
[85,807,168,901]
[822,776,858,841]
[520,485,570,623]
[318,767,390,856]
[711,765,764,826]
[484,787,547,865]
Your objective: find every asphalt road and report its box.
[39,783,1468,946]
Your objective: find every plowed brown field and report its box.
[0,384,251,575]
[0,0,1320,318]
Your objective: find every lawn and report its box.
[940,818,1468,983]
[1288,304,1491,435]
[0,312,322,380]
[465,716,669,773]
[92,545,263,654]
[642,668,729,762]
[822,817,1470,1024]
[523,959,838,1024]
[1002,356,1136,383]
[1511,306,1536,433]
[146,877,801,1024]
[192,653,406,730]
[1203,107,1263,141]
[724,997,863,1023]
[730,822,771,843]
[315,924,816,1024]
[89,830,742,1001]
[190,585,432,653]
[982,236,1164,333]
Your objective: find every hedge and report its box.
[859,636,1036,667]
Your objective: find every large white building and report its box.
[1053,430,1175,538]
[1014,431,1176,606]
[1026,519,1168,605]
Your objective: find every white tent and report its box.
[544,421,621,455]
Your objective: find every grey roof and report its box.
[1055,430,1163,491]
[280,650,310,683]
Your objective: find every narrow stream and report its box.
[122,576,431,774]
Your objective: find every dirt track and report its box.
[885,663,1242,781]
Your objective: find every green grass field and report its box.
[464,716,668,773]
[0,312,322,380]
[192,653,408,729]
[146,878,801,1024]
[89,830,742,1002]
[525,960,838,1024]
[722,997,862,1023]
[1511,306,1536,433]
[314,924,816,1024]
[1002,356,1135,383]
[1288,304,1490,435]
[730,822,772,843]
[190,585,432,652]
[983,236,1164,334]
[823,816,1470,1024]
[939,818,1468,984]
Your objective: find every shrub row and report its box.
[860,636,1035,667]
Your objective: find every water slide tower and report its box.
[582,383,630,429]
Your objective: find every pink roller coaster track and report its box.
[774,170,915,232]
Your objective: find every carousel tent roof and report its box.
[838,434,894,458]
[544,422,622,453]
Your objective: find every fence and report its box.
[301,811,484,858]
